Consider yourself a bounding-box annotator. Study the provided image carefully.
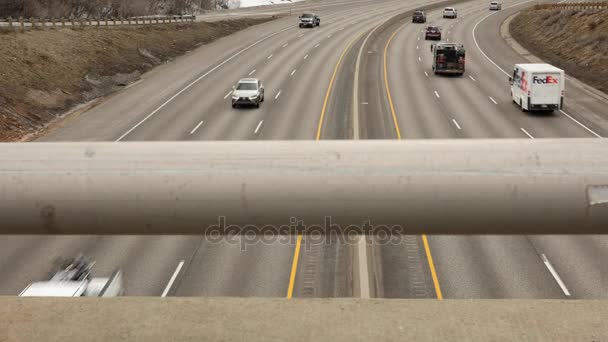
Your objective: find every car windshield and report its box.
[237,82,257,90]
[302,14,314,18]
[414,11,424,15]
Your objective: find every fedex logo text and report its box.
[533,75,559,84]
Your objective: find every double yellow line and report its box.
[287,22,443,300]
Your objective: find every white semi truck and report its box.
[19,256,124,297]
[509,63,565,112]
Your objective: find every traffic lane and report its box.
[174,238,295,297]
[119,0,410,141]
[286,0,451,297]
[260,0,435,140]
[23,0,419,298]
[471,1,607,137]
[38,0,392,142]
[429,235,569,298]
[286,2,438,296]
[380,2,499,140]
[127,0,419,296]
[204,2,412,141]
[85,236,200,296]
[417,4,527,139]
[527,235,608,299]
[38,16,297,142]
[370,0,577,299]
[455,1,598,138]
[437,0,608,299]
[385,16,463,139]
[0,235,201,296]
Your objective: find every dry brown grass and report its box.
[510,7,608,94]
[0,17,273,141]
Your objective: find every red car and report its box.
[425,26,442,40]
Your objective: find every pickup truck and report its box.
[19,256,124,297]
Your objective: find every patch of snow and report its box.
[232,0,305,9]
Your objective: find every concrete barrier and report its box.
[1,297,607,341]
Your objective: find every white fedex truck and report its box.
[509,63,564,112]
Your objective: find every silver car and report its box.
[299,13,320,28]
[489,2,502,10]
[443,7,458,18]
[232,78,265,108]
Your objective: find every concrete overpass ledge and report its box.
[2,297,607,341]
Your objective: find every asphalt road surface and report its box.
[2,0,607,299]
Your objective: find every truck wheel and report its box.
[256,100,260,108]
[232,103,237,108]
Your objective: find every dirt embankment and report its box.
[510,7,608,94]
[0,18,273,141]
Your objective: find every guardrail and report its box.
[0,15,195,32]
[532,1,608,10]
[0,139,607,235]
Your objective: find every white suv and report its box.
[232,78,265,108]
[443,7,457,18]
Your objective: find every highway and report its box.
[2,0,607,299]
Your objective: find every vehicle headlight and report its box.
[249,95,258,100]
[232,95,239,99]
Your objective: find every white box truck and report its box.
[509,63,564,112]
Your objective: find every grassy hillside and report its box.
[510,6,608,94]
[0,18,273,141]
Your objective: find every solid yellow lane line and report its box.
[316,30,367,140]
[422,234,443,300]
[384,23,443,300]
[383,27,402,140]
[286,234,303,299]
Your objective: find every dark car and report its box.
[425,26,441,40]
[412,10,426,23]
